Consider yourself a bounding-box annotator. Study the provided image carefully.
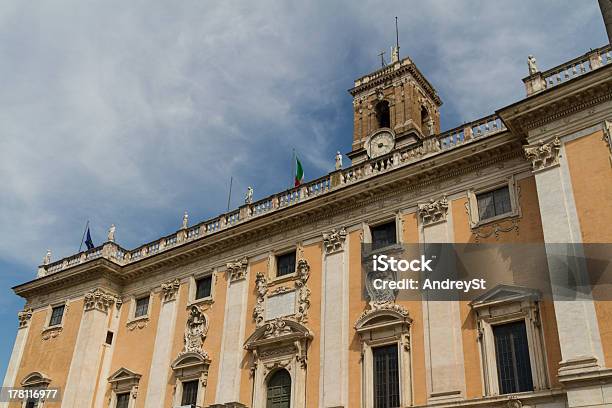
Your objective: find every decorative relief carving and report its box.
[18,308,33,329]
[226,257,248,282]
[603,120,612,164]
[418,196,448,225]
[253,272,268,328]
[127,317,149,331]
[182,305,209,356]
[322,227,347,254]
[41,326,62,340]
[473,219,520,242]
[161,279,180,302]
[294,259,311,323]
[84,289,119,313]
[263,318,293,339]
[524,137,561,171]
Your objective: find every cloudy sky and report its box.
[0,0,606,379]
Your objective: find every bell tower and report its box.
[348,52,442,164]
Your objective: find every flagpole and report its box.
[226,176,233,212]
[78,220,89,253]
[291,148,296,189]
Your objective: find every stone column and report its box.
[61,289,119,408]
[215,259,249,404]
[143,279,181,408]
[320,228,349,408]
[0,309,33,408]
[417,197,466,402]
[524,138,612,406]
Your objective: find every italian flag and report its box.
[294,156,304,187]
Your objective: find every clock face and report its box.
[367,131,395,158]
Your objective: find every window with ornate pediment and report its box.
[171,305,211,408]
[107,368,141,408]
[355,305,412,408]
[20,372,51,408]
[245,318,313,408]
[469,285,549,396]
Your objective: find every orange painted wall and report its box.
[565,130,612,369]
[108,293,161,408]
[10,300,83,408]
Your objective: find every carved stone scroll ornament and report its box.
[603,120,612,164]
[253,272,268,328]
[17,308,33,329]
[84,288,120,313]
[322,227,347,254]
[161,279,180,302]
[182,305,209,356]
[417,196,449,226]
[364,259,398,311]
[294,259,311,323]
[523,137,561,171]
[226,257,248,282]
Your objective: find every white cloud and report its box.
[0,0,606,271]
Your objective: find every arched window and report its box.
[420,106,429,127]
[375,101,391,129]
[266,369,291,408]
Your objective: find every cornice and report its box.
[498,63,612,138]
[14,133,524,298]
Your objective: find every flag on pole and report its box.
[294,155,304,187]
[84,227,94,250]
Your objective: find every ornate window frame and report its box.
[269,246,299,283]
[107,368,140,408]
[466,175,521,228]
[469,285,549,396]
[364,213,402,249]
[20,372,51,408]
[41,300,69,340]
[171,304,211,407]
[354,305,412,408]
[244,318,313,408]
[171,352,210,408]
[188,270,216,307]
[126,291,152,331]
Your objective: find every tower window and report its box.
[420,106,430,133]
[375,100,391,129]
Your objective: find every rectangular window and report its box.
[477,186,512,221]
[371,221,397,250]
[134,296,149,318]
[195,276,212,300]
[49,305,65,327]
[276,251,296,277]
[372,344,400,408]
[181,380,199,406]
[115,393,130,408]
[105,331,114,345]
[493,320,534,394]
[25,398,39,408]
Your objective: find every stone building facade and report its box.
[3,33,612,408]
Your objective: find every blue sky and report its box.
[0,0,607,381]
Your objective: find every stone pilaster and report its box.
[320,228,349,408]
[215,261,249,404]
[62,289,119,408]
[0,309,33,408]
[418,198,466,402]
[143,280,181,408]
[525,139,612,407]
